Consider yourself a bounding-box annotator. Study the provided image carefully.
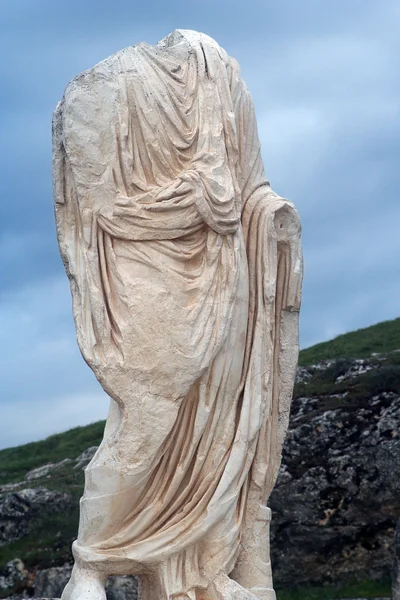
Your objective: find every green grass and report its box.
[0,420,105,485]
[276,578,391,600]
[299,317,400,366]
[294,361,400,404]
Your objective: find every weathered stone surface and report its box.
[0,559,29,597]
[270,357,400,587]
[73,447,98,471]
[0,482,25,493]
[106,575,138,600]
[34,565,72,599]
[34,565,138,600]
[53,28,302,600]
[0,488,72,546]
[25,460,73,481]
[393,519,400,600]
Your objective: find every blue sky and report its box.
[1,0,399,449]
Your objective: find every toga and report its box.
[53,30,302,600]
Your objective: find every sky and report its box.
[0,0,399,450]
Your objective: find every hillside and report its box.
[299,317,400,366]
[0,317,399,600]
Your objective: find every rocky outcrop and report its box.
[270,357,400,587]
[0,560,29,597]
[393,520,400,600]
[33,564,138,600]
[0,488,72,547]
[106,575,138,600]
[73,447,98,471]
[33,564,72,599]
[25,460,73,482]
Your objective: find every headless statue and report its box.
[53,29,302,600]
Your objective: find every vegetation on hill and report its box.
[0,421,105,486]
[298,316,400,366]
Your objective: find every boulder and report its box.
[0,559,28,596]
[34,565,138,600]
[0,487,72,546]
[74,447,98,471]
[25,459,73,481]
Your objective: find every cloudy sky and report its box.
[1,0,399,449]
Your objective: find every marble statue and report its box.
[53,30,303,600]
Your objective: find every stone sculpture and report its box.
[53,29,303,600]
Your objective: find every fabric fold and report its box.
[53,29,302,600]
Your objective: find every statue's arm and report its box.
[231,66,302,310]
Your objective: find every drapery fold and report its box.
[53,29,302,600]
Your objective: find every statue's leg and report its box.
[62,394,177,599]
[61,399,121,600]
[230,485,275,600]
[61,562,107,600]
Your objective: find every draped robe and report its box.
[53,30,302,600]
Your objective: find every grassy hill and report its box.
[0,421,105,486]
[298,316,400,366]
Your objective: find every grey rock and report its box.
[0,559,28,593]
[25,459,73,481]
[106,575,138,600]
[335,358,375,382]
[34,565,72,598]
[270,356,400,587]
[295,366,313,384]
[34,565,138,600]
[393,519,400,600]
[0,482,25,493]
[74,446,98,470]
[0,487,72,546]
[376,441,400,494]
